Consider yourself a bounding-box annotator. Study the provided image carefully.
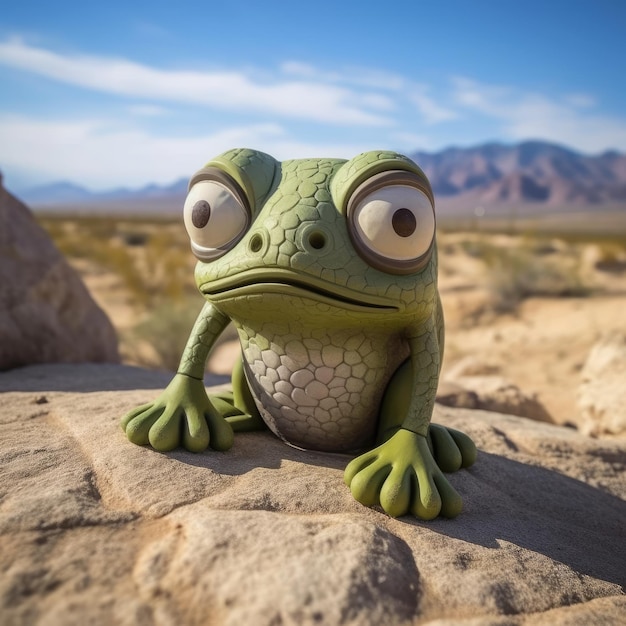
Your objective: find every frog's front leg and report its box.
[121,302,235,452]
[344,323,476,519]
[375,360,477,472]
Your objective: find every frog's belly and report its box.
[240,333,409,452]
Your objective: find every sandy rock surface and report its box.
[1,364,625,626]
[0,183,118,370]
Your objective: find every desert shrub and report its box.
[40,219,98,259]
[458,237,496,259]
[142,230,196,301]
[129,298,203,371]
[523,237,560,256]
[94,243,152,306]
[591,242,626,273]
[129,298,238,371]
[38,214,197,306]
[120,230,149,246]
[484,246,590,313]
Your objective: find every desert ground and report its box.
[37,213,626,431]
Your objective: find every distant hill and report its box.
[20,181,96,205]
[15,140,626,215]
[21,178,189,213]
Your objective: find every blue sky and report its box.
[1,0,625,191]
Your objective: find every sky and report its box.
[1,0,625,192]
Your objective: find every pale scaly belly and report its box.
[238,327,410,452]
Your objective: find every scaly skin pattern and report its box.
[121,148,477,519]
[237,319,410,451]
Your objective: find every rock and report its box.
[439,375,553,423]
[1,364,625,625]
[578,332,626,437]
[0,183,118,370]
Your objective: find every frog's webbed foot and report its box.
[121,374,234,452]
[209,390,267,433]
[344,428,464,519]
[427,424,477,472]
[377,423,476,473]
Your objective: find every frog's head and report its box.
[184,148,437,328]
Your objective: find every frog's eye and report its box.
[347,171,435,274]
[183,172,250,261]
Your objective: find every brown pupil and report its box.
[192,200,211,228]
[392,208,416,237]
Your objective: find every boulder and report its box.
[0,179,118,369]
[1,363,624,625]
[578,331,626,437]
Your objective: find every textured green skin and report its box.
[121,148,477,519]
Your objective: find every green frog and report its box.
[121,148,476,519]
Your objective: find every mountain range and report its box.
[19,178,188,208]
[14,140,626,215]
[411,141,626,213]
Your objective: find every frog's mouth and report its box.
[199,269,398,312]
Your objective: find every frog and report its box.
[121,148,477,519]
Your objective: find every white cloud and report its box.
[0,115,280,188]
[0,114,373,190]
[564,92,596,109]
[282,61,458,125]
[452,77,513,115]
[128,104,168,116]
[408,89,458,125]
[280,61,406,92]
[0,38,392,126]
[452,77,626,153]
[390,132,434,151]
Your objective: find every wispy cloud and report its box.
[564,93,596,109]
[452,77,626,153]
[281,61,458,125]
[128,104,168,116]
[408,88,458,125]
[390,131,435,151]
[0,38,392,126]
[280,61,406,92]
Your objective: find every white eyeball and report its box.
[183,179,249,261]
[348,172,435,273]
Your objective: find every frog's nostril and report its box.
[308,231,327,250]
[249,233,264,253]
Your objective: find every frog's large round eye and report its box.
[183,174,249,261]
[347,171,435,274]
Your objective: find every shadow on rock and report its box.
[0,363,229,392]
[167,430,352,476]
[423,451,626,588]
